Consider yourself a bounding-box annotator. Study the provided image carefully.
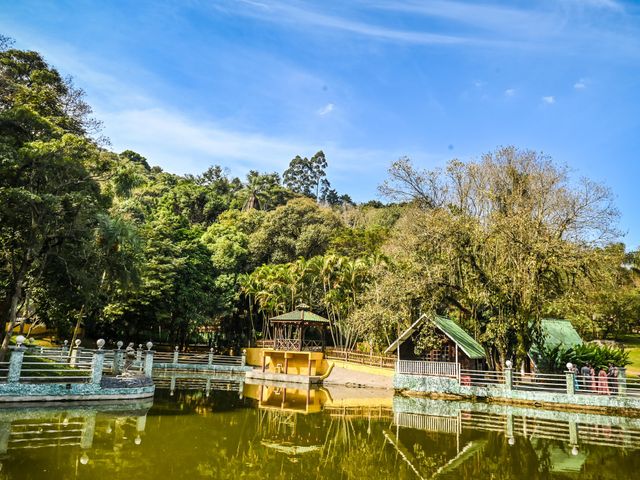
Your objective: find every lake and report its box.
[0,377,639,479]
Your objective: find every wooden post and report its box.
[261,352,266,372]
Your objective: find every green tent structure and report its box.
[528,318,583,371]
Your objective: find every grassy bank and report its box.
[619,334,640,377]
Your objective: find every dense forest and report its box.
[1,36,639,367]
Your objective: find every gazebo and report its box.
[247,305,330,383]
[269,304,329,352]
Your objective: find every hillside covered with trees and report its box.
[2,36,639,366]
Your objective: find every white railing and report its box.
[513,371,567,393]
[14,353,92,384]
[396,360,459,378]
[460,369,504,387]
[153,350,244,366]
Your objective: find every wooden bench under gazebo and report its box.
[247,305,330,385]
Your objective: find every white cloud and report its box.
[504,88,516,97]
[542,96,555,104]
[97,106,397,186]
[317,103,335,115]
[574,79,587,90]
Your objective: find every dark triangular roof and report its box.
[384,314,485,360]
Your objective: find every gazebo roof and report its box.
[269,309,330,324]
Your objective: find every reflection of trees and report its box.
[4,392,640,479]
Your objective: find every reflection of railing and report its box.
[397,360,458,377]
[395,404,640,451]
[323,405,393,419]
[394,411,459,434]
[325,349,396,369]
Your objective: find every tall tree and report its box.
[377,147,619,366]
[0,46,109,355]
[283,151,329,200]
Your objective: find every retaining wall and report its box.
[394,373,640,411]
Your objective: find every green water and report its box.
[0,382,639,479]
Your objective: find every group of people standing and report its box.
[575,363,619,395]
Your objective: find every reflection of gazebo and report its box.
[270,305,329,352]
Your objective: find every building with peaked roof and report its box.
[384,314,486,370]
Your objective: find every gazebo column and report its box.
[299,325,304,351]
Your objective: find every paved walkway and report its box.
[324,365,394,390]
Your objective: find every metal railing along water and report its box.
[396,360,459,377]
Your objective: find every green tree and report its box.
[377,147,619,367]
[283,150,329,200]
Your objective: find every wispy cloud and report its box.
[317,103,335,115]
[504,88,516,97]
[574,78,588,90]
[97,106,397,185]
[369,0,556,35]
[542,96,555,104]
[562,0,624,12]
[216,1,509,48]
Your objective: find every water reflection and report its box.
[0,381,638,479]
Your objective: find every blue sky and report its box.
[2,0,640,245]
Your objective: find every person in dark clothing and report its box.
[580,363,592,391]
[608,363,619,395]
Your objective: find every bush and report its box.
[536,343,630,373]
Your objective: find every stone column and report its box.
[618,367,627,396]
[91,351,105,385]
[7,347,25,383]
[241,349,247,367]
[504,367,513,391]
[173,346,179,365]
[208,348,214,366]
[170,374,176,396]
[144,350,154,378]
[113,349,124,375]
[565,369,576,395]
